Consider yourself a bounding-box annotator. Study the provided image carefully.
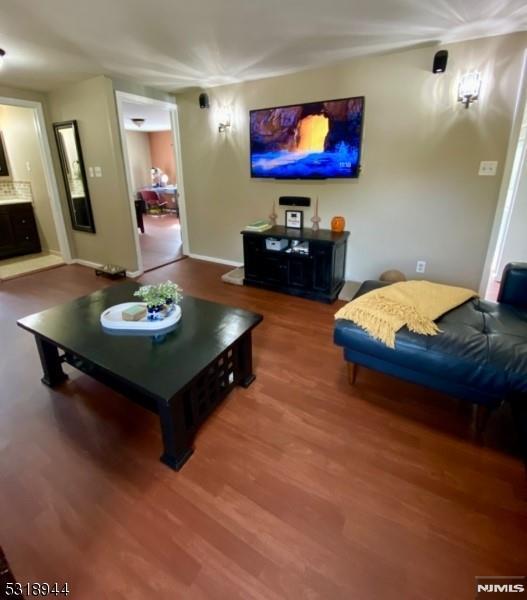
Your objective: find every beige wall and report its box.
[48,76,138,271]
[0,104,60,252]
[0,86,47,105]
[126,130,152,191]
[177,32,527,289]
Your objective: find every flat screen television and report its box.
[250,96,364,179]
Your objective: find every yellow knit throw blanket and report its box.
[335,280,477,349]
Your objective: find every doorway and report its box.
[482,51,527,300]
[0,97,70,280]
[115,92,188,274]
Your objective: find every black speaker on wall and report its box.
[199,92,210,109]
[279,196,311,207]
[433,50,448,73]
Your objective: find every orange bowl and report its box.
[331,216,346,232]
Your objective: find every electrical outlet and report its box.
[94,166,102,178]
[479,161,498,176]
[25,161,31,172]
[416,260,426,274]
[88,167,94,178]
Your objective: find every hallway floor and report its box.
[139,213,184,271]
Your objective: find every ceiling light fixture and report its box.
[0,49,6,68]
[131,118,145,127]
[458,71,481,108]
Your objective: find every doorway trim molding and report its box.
[479,49,527,295]
[114,91,189,276]
[0,95,72,262]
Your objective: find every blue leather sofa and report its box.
[334,263,527,456]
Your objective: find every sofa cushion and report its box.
[334,281,527,398]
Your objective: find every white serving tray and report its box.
[100,302,181,331]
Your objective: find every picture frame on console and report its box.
[285,210,303,229]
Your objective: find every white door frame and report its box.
[479,49,527,295]
[114,91,189,275]
[0,95,72,262]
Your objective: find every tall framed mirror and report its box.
[53,120,96,233]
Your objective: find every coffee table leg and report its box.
[35,336,68,387]
[238,331,256,388]
[158,400,194,470]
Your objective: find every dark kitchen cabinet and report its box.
[242,226,348,303]
[0,202,41,260]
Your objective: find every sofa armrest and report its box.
[353,279,391,300]
[498,263,527,308]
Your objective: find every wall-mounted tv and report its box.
[250,96,364,179]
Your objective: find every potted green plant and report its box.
[133,285,166,320]
[158,280,183,308]
[133,281,183,320]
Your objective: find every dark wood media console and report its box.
[242,226,349,303]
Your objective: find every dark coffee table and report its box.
[17,282,263,470]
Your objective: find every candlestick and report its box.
[269,200,277,226]
[311,196,321,231]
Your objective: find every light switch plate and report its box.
[94,166,102,178]
[88,167,94,178]
[479,161,498,176]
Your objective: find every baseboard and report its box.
[48,249,62,257]
[188,253,243,267]
[73,259,142,279]
[73,258,100,269]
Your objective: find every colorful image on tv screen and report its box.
[250,97,364,179]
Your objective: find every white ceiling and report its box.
[0,0,526,93]
[122,101,171,131]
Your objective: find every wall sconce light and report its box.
[458,71,481,108]
[217,107,232,133]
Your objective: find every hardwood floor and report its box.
[1,260,526,600]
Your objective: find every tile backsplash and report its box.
[0,181,33,201]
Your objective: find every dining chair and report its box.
[139,190,168,213]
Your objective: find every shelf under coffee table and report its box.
[17,282,263,470]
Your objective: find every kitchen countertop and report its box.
[0,198,32,206]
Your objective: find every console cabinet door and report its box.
[262,255,288,284]
[312,243,333,292]
[244,236,263,280]
[289,256,313,288]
